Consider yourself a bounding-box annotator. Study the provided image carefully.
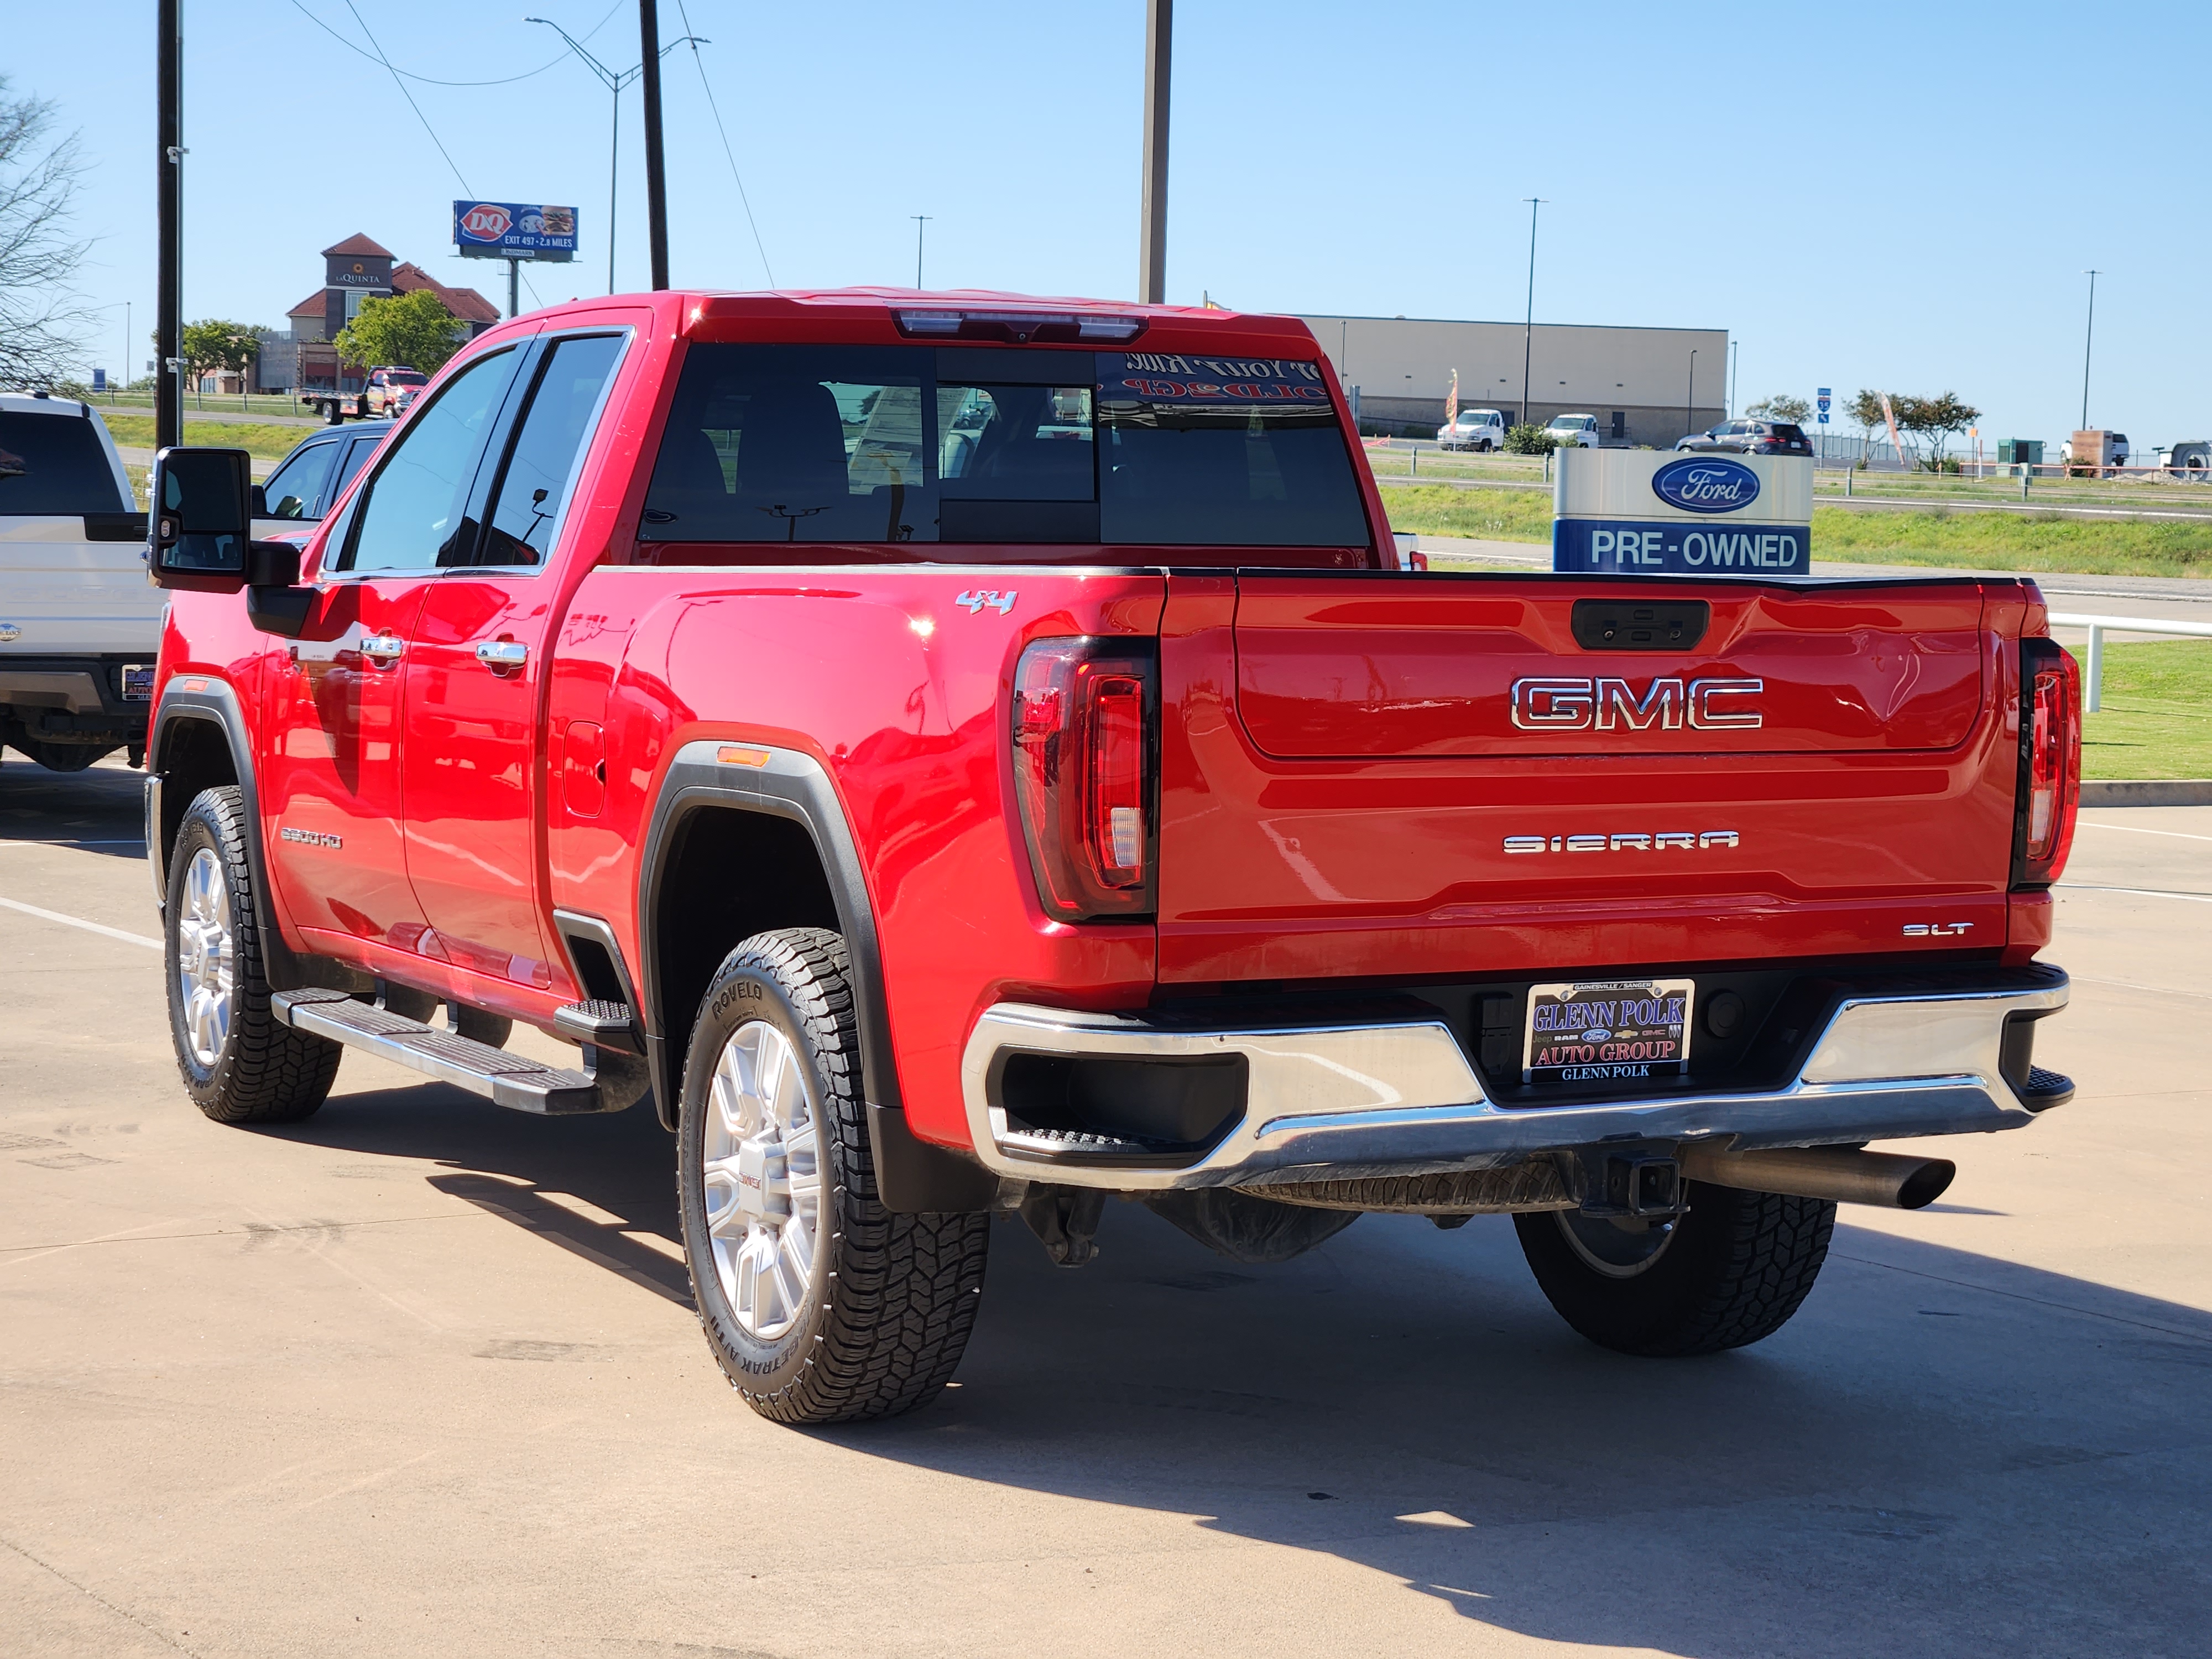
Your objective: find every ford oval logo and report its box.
[1582,1028,1612,1043]
[1653,457,1761,514]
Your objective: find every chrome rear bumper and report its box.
[957,969,2070,1192]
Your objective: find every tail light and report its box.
[1011,638,1156,920]
[2012,638,2081,888]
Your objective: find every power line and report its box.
[342,1,474,194]
[285,0,622,87]
[675,0,775,286]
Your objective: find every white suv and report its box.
[1544,413,1601,448]
[0,392,159,771]
[1437,408,1506,451]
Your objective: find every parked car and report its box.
[1436,408,1506,451]
[1543,413,1601,448]
[252,420,393,542]
[142,288,2081,1426]
[1677,419,1814,457]
[0,390,156,771]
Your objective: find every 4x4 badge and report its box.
[954,590,1016,615]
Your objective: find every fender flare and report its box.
[637,739,995,1213]
[150,681,376,997]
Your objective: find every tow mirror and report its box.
[147,446,314,636]
[147,446,252,590]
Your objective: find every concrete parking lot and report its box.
[4,757,2209,1658]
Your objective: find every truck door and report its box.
[398,328,630,989]
[262,345,526,955]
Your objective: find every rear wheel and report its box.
[1514,1181,1834,1357]
[165,786,342,1124]
[677,927,989,1423]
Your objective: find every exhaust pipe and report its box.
[1678,1144,1955,1210]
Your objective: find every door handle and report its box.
[359,633,405,668]
[476,640,529,672]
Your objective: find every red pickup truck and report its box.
[142,288,2082,1425]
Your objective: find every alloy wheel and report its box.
[175,846,236,1067]
[700,1020,822,1340]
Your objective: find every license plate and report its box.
[1524,978,1694,1086]
[119,665,154,701]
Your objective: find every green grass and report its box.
[1812,507,2212,578]
[2081,639,2212,781]
[1381,482,2212,578]
[1379,483,1555,542]
[101,415,310,461]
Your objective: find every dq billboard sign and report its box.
[452,201,577,262]
[1552,450,1815,577]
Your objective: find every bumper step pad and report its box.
[273,989,609,1114]
[551,998,641,1051]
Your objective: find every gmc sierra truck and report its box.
[140,289,2083,1426]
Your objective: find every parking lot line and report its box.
[2056,883,2212,903]
[2076,821,2212,844]
[0,895,162,950]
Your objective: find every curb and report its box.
[2080,779,2212,807]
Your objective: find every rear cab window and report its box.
[639,344,1370,562]
[0,410,127,516]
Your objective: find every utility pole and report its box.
[2080,269,2100,431]
[639,0,669,291]
[911,216,931,289]
[1138,0,1171,303]
[1686,349,1697,440]
[1520,197,1546,429]
[528,16,703,296]
[1728,338,1739,418]
[156,0,183,451]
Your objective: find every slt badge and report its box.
[955,590,1016,615]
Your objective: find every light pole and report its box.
[1139,0,1172,302]
[1728,338,1739,418]
[1520,197,1546,429]
[526,17,706,295]
[1685,349,1697,440]
[2080,269,2100,432]
[911,216,931,289]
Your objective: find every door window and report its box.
[336,348,519,572]
[259,439,337,521]
[471,333,626,566]
[333,432,380,505]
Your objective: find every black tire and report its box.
[677,927,989,1424]
[164,785,342,1124]
[1514,1181,1834,1357]
[21,740,105,772]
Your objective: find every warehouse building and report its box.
[1298,313,1730,446]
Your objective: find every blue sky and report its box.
[14,2,2202,446]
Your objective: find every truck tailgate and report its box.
[0,514,165,653]
[1156,573,2024,985]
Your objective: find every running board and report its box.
[273,989,614,1114]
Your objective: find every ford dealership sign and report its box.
[1651,457,1761,514]
[1551,450,1814,579]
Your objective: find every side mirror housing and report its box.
[147,446,253,591]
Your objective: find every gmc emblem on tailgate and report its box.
[1511,676,1764,732]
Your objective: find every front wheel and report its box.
[165,786,342,1124]
[677,927,989,1423]
[1514,1181,1834,1357]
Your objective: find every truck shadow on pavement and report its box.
[280,1077,2212,1657]
[0,755,148,857]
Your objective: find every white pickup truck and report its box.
[0,392,159,771]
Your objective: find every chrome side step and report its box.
[273,989,612,1114]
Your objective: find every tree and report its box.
[1890,391,1980,472]
[1745,394,1812,424]
[0,77,94,388]
[332,289,467,377]
[178,319,262,406]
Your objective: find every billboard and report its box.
[452,201,577,262]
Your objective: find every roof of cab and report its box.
[495,287,1323,358]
